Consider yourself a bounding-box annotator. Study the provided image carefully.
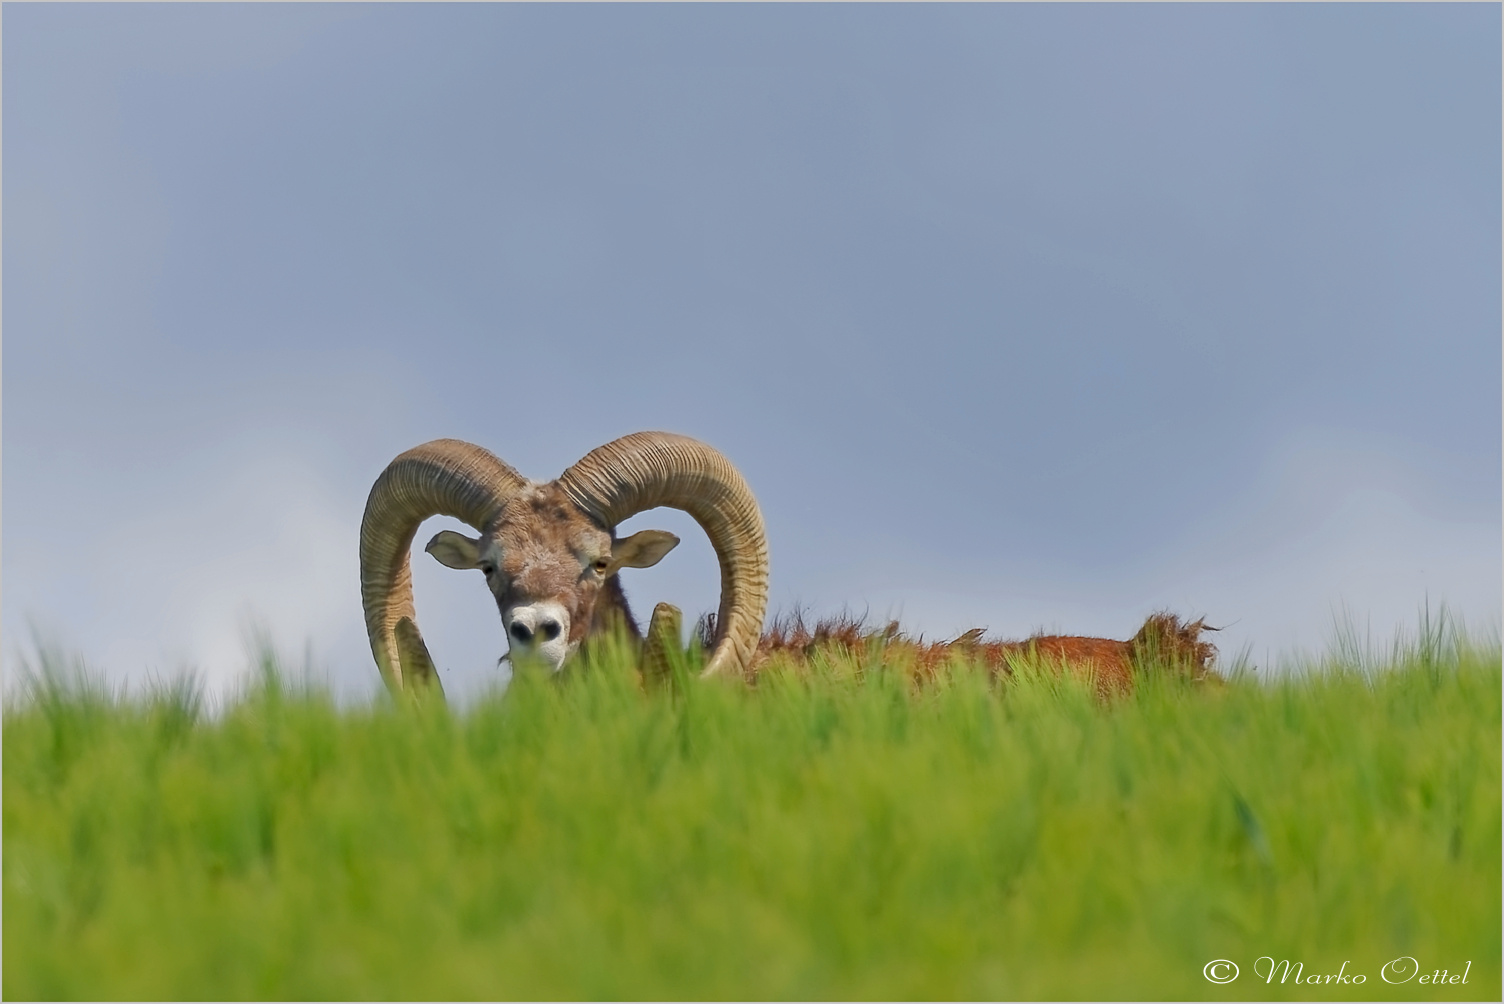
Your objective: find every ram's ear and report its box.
[425,530,482,570]
[610,530,680,570]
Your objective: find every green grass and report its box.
[4,617,1499,1000]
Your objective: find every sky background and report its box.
[5,3,1500,703]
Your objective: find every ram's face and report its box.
[426,483,678,672]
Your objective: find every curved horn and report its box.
[360,439,527,694]
[557,432,768,679]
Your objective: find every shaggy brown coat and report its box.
[692,610,1219,696]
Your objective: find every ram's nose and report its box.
[503,601,571,671]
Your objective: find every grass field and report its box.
[4,613,1499,1000]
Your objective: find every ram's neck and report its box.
[591,575,642,639]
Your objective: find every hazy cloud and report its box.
[5,4,1497,698]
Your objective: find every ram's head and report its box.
[359,432,768,692]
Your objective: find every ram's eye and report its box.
[593,559,611,574]
[479,564,495,576]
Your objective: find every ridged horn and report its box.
[360,439,527,694]
[557,432,768,679]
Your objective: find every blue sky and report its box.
[5,3,1499,701]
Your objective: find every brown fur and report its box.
[708,609,1219,696]
[486,484,637,643]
